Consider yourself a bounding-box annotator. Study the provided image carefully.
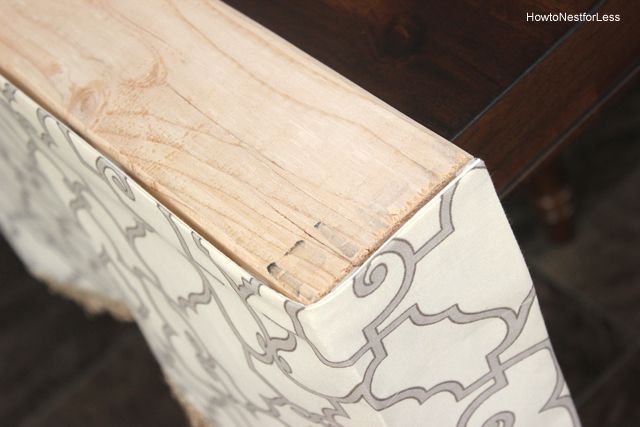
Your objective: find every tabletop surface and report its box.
[0,0,470,303]
[227,0,640,193]
[0,0,637,302]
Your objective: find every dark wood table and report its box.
[226,0,640,195]
[1,3,637,425]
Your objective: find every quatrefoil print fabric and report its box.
[0,74,580,427]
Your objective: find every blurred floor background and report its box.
[0,84,638,427]
[506,81,640,427]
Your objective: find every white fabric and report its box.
[0,74,580,427]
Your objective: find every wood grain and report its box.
[225,0,639,194]
[225,0,598,141]
[0,0,470,303]
[454,0,640,194]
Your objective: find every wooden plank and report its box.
[224,0,597,140]
[224,0,640,194]
[0,0,470,303]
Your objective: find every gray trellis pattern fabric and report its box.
[0,74,580,427]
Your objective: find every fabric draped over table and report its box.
[0,75,580,427]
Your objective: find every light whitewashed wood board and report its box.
[0,0,471,302]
